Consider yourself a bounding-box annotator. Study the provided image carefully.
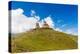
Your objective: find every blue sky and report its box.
[9,1,78,35]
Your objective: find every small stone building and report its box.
[36,21,49,29]
[36,22,40,29]
[43,21,49,28]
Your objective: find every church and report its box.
[36,21,49,29]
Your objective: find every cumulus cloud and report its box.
[38,16,55,29]
[11,8,55,34]
[11,8,38,33]
[11,8,24,16]
[10,8,77,35]
[44,16,55,28]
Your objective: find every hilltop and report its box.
[11,28,78,53]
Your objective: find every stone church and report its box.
[36,21,49,29]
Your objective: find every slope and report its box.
[11,28,78,53]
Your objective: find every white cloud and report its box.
[11,8,24,16]
[31,10,40,21]
[34,15,40,21]
[64,28,78,35]
[31,10,36,17]
[54,27,78,35]
[10,8,77,35]
[44,16,55,28]
[37,16,55,29]
[54,28,63,32]
[56,20,78,35]
[11,8,38,34]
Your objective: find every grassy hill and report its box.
[11,28,78,53]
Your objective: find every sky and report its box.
[9,1,78,35]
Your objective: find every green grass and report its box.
[11,28,78,53]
